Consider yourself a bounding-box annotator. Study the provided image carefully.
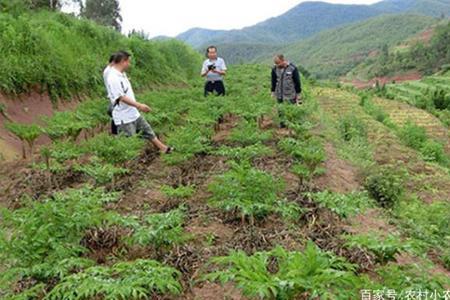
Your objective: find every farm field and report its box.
[1,65,449,300]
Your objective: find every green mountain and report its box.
[177,0,450,51]
[265,14,437,79]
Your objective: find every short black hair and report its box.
[113,51,131,64]
[108,54,116,63]
[206,45,217,57]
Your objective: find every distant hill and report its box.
[264,14,437,79]
[177,0,450,51]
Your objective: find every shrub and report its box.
[338,114,367,142]
[364,167,404,208]
[45,259,182,300]
[208,161,299,224]
[398,120,427,150]
[5,122,41,159]
[203,241,361,299]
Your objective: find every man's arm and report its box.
[108,77,150,112]
[271,68,277,93]
[117,95,150,113]
[293,67,302,94]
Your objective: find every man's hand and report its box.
[137,103,151,113]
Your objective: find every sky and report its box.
[119,0,382,37]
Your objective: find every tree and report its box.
[81,0,122,31]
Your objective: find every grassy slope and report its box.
[261,14,436,79]
[0,10,201,100]
[0,65,449,299]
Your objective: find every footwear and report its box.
[165,146,174,154]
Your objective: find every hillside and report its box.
[0,9,201,160]
[0,10,201,100]
[176,0,450,65]
[1,64,449,299]
[263,14,436,78]
[348,20,450,81]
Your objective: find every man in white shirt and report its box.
[103,53,118,135]
[106,51,172,154]
[201,46,227,97]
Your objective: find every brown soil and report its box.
[345,71,422,89]
[314,143,362,193]
[0,91,80,161]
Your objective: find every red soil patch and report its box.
[0,91,80,160]
[345,71,422,89]
[190,282,246,300]
[344,208,397,238]
[314,143,362,193]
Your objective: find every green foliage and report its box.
[393,197,450,263]
[161,184,195,199]
[5,122,41,158]
[308,191,375,218]
[338,114,367,142]
[0,187,119,282]
[343,233,407,264]
[4,122,41,144]
[74,158,128,185]
[127,207,189,249]
[84,133,145,164]
[278,137,326,175]
[46,140,82,163]
[163,125,212,165]
[364,167,404,208]
[398,120,428,149]
[208,161,299,224]
[203,241,362,299]
[211,143,274,161]
[45,259,182,300]
[370,263,450,293]
[275,14,435,79]
[82,0,122,31]
[228,120,272,146]
[420,139,447,163]
[0,10,200,98]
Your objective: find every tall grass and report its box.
[0,10,201,101]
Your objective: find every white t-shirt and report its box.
[107,67,140,125]
[103,65,113,99]
[201,58,227,82]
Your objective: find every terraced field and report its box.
[0,66,449,300]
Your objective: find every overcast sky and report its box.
[64,0,382,37]
[118,0,382,37]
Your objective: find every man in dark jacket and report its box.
[271,54,302,128]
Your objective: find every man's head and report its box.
[206,46,218,60]
[113,51,132,71]
[274,54,288,69]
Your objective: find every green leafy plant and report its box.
[211,143,274,161]
[84,133,145,164]
[45,259,182,300]
[163,125,212,165]
[0,187,120,285]
[338,114,367,142]
[127,207,190,250]
[203,241,362,300]
[208,161,300,225]
[343,233,407,264]
[228,119,273,146]
[278,137,326,180]
[161,184,195,199]
[74,158,129,185]
[398,120,428,150]
[5,122,41,159]
[308,191,375,218]
[364,167,404,208]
